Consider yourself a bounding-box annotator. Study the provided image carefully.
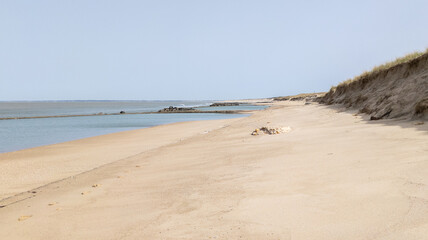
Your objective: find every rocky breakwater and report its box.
[158,106,199,113]
[210,102,240,107]
[157,105,244,114]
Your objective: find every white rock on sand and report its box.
[251,126,291,135]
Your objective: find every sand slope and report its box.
[0,102,427,239]
[320,53,428,120]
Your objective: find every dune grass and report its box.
[338,48,428,87]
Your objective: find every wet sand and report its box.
[1,101,427,239]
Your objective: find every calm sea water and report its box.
[197,105,268,111]
[0,101,265,153]
[0,100,212,118]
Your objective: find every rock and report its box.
[210,102,240,107]
[251,126,291,135]
[251,128,260,135]
[158,106,196,112]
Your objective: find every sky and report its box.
[1,0,427,100]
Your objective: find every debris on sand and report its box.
[251,126,291,135]
[18,215,32,221]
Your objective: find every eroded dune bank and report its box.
[319,52,428,120]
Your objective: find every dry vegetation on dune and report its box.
[273,92,326,101]
[319,48,428,120]
[339,49,428,87]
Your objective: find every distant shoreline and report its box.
[0,101,269,120]
[0,110,249,121]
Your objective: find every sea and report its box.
[0,101,266,153]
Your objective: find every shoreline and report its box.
[0,104,268,154]
[1,101,427,239]
[0,116,250,201]
[0,106,263,200]
[0,100,271,121]
[0,110,248,121]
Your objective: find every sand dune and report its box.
[320,53,428,120]
[0,101,427,239]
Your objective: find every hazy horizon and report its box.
[1,0,428,101]
[0,99,223,102]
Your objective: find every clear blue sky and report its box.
[1,0,427,100]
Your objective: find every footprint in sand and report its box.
[18,215,32,221]
[48,202,58,206]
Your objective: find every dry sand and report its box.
[0,101,427,240]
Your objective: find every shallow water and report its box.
[0,100,212,118]
[0,101,254,153]
[196,105,267,111]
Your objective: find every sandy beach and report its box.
[1,101,427,239]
